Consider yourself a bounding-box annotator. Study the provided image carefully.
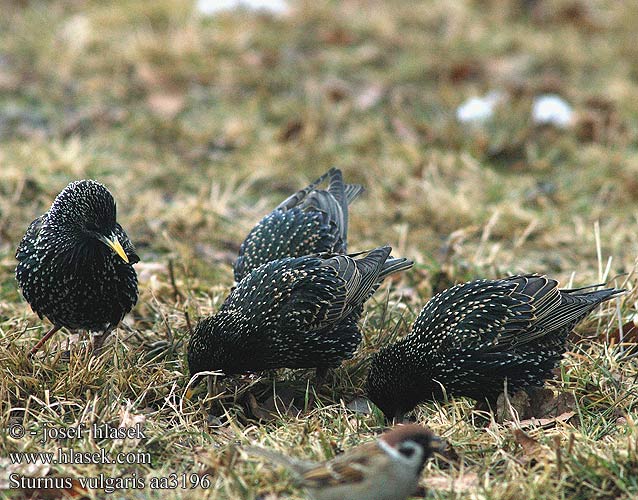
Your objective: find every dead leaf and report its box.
[604,318,638,349]
[246,392,276,421]
[319,26,355,45]
[391,117,418,143]
[497,388,577,423]
[324,80,349,102]
[448,61,482,83]
[496,389,531,423]
[354,84,385,111]
[529,389,576,418]
[513,429,550,465]
[518,411,575,429]
[278,119,304,142]
[146,92,185,119]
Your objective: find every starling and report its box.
[366,274,623,419]
[188,246,413,380]
[16,180,139,356]
[233,168,363,282]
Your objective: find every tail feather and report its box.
[379,255,414,280]
[242,446,311,478]
[344,183,364,203]
[326,168,347,211]
[274,168,336,212]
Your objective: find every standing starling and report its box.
[366,274,623,419]
[16,180,139,356]
[233,168,363,282]
[188,246,413,380]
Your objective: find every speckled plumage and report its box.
[189,246,413,377]
[16,180,139,354]
[366,275,623,419]
[233,168,363,282]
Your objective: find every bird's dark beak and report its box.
[99,233,129,263]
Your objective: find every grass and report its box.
[1,0,638,498]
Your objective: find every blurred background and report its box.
[2,0,638,293]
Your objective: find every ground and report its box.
[1,0,638,499]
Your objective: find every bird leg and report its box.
[207,374,220,398]
[91,330,113,355]
[29,325,62,357]
[314,367,328,387]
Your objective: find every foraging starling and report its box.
[16,180,139,355]
[244,424,441,500]
[188,246,412,379]
[366,274,623,419]
[233,168,363,282]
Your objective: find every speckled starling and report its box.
[188,246,413,379]
[233,168,363,282]
[16,180,139,356]
[366,274,623,419]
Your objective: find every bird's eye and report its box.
[86,222,100,231]
[398,443,416,458]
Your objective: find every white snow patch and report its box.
[532,94,574,128]
[456,91,504,124]
[196,0,290,16]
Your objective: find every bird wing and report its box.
[16,215,45,261]
[412,279,536,353]
[233,209,337,282]
[319,247,393,319]
[234,168,357,282]
[301,442,377,488]
[496,275,621,346]
[274,168,337,212]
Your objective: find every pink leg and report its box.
[29,325,62,357]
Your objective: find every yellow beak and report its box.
[185,388,194,400]
[100,234,129,263]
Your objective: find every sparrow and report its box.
[243,424,441,500]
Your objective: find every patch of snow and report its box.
[532,94,574,128]
[196,0,290,16]
[456,91,504,124]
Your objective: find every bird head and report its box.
[47,180,135,264]
[187,315,231,377]
[366,344,440,422]
[380,424,442,472]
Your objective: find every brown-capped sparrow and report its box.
[243,424,441,500]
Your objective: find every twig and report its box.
[184,310,193,337]
[168,258,185,303]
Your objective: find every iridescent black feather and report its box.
[233,168,363,282]
[189,246,412,377]
[15,180,139,354]
[366,274,623,419]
